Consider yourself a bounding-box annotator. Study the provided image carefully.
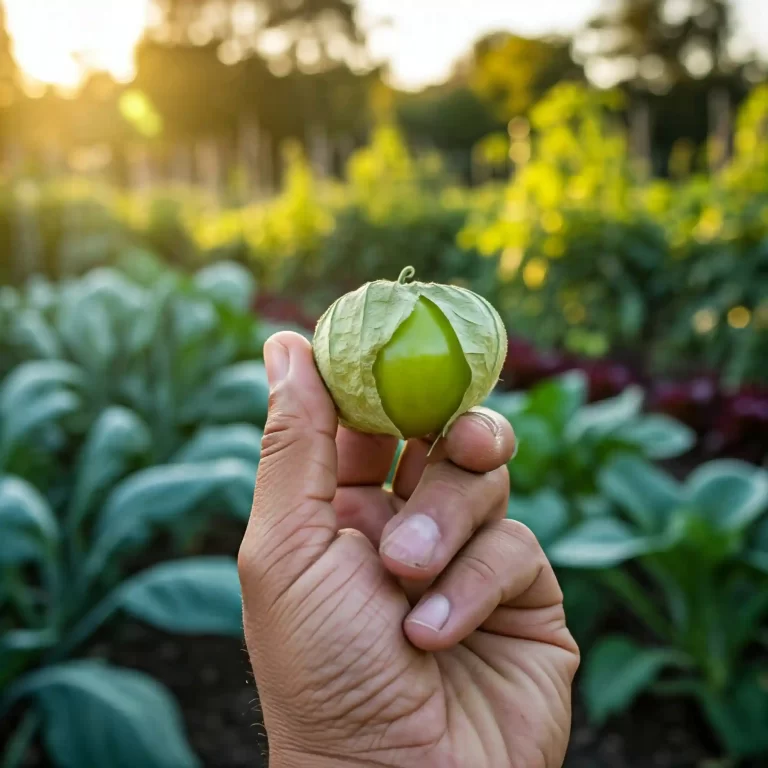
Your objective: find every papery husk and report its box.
[313,270,507,438]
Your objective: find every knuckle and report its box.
[237,535,260,585]
[498,518,543,558]
[485,465,510,503]
[423,462,472,502]
[260,408,305,460]
[459,552,502,589]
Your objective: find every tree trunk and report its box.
[707,86,731,172]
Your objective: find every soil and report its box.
[1,521,760,768]
[3,619,725,768]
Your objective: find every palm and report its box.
[240,333,577,768]
[252,484,574,768]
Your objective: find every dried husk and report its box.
[313,271,507,438]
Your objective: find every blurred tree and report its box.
[577,0,737,90]
[0,2,20,153]
[576,0,764,173]
[396,84,505,181]
[470,32,583,120]
[134,41,241,139]
[148,0,365,69]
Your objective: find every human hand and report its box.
[239,332,579,768]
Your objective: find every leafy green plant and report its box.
[492,371,695,646]
[550,456,768,758]
[0,407,262,768]
[2,262,270,463]
[0,360,85,488]
[491,370,695,521]
[463,82,768,383]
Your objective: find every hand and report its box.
[239,332,579,768]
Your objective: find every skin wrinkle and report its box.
[471,655,558,766]
[481,605,574,650]
[463,637,572,765]
[362,658,438,734]
[245,333,576,768]
[446,651,507,765]
[436,654,485,764]
[308,596,391,695]
[281,554,373,638]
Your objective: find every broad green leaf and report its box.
[0,360,83,411]
[507,490,569,548]
[0,475,58,565]
[565,386,644,442]
[172,296,218,344]
[189,361,270,427]
[8,661,200,768]
[686,461,768,532]
[127,278,176,354]
[173,424,262,466]
[548,518,661,568]
[483,390,527,421]
[80,268,144,316]
[527,370,587,431]
[506,413,557,493]
[0,361,84,459]
[1,628,58,656]
[560,572,610,646]
[598,455,682,533]
[194,261,257,312]
[25,276,56,311]
[56,289,116,374]
[574,494,612,518]
[699,670,768,756]
[86,460,256,578]
[745,517,768,573]
[1,391,79,463]
[68,407,152,531]
[583,636,681,725]
[0,629,59,684]
[616,414,695,460]
[11,309,61,359]
[120,558,242,636]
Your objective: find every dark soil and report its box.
[3,620,724,768]
[0,519,758,768]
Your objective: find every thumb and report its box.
[240,331,339,601]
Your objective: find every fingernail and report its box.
[380,514,440,568]
[467,408,500,437]
[264,339,289,389]
[408,595,451,631]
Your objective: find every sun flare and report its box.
[4,0,151,89]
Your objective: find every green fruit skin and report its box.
[373,296,471,439]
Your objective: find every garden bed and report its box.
[3,621,730,768]
[1,516,749,768]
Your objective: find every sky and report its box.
[3,0,768,91]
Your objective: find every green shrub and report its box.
[0,261,272,767]
[553,457,768,758]
[465,82,768,383]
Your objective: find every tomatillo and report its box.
[313,267,507,439]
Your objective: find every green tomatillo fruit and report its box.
[312,267,507,439]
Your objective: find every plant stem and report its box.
[5,569,41,628]
[47,587,122,662]
[1,710,40,768]
[598,568,674,641]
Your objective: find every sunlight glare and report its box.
[4,0,151,89]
